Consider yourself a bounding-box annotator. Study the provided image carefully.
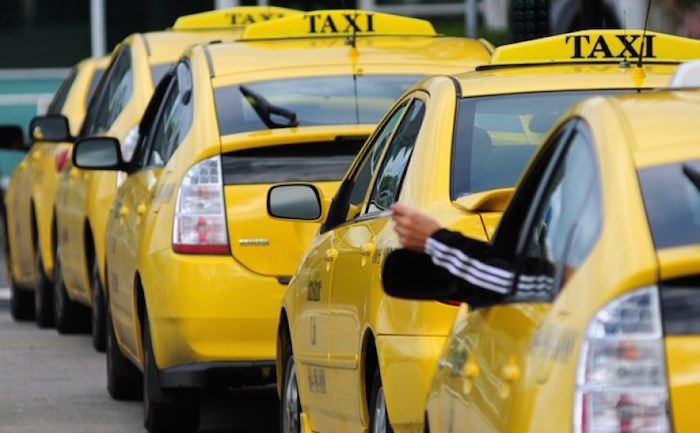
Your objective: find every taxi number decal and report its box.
[230,12,286,25]
[308,367,327,394]
[305,13,374,34]
[566,34,655,59]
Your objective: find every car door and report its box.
[108,64,189,356]
[440,120,603,433]
[59,46,133,294]
[291,99,410,432]
[328,96,426,429]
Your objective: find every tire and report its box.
[34,247,54,328]
[369,367,395,433]
[143,314,199,433]
[280,351,301,433]
[54,246,89,334]
[90,259,106,352]
[106,305,142,401]
[10,280,34,321]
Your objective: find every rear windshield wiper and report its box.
[239,85,299,129]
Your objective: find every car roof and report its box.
[452,29,700,97]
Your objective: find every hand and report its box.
[390,202,441,253]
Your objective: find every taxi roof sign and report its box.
[172,6,302,30]
[240,10,437,41]
[489,30,700,65]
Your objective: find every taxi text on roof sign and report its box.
[240,9,437,41]
[490,30,700,65]
[172,6,302,30]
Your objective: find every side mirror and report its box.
[267,184,323,221]
[72,137,126,170]
[0,125,27,150]
[29,115,72,142]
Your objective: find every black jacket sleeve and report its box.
[382,228,513,307]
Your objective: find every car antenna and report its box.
[637,0,653,69]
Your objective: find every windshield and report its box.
[214,74,423,135]
[451,90,632,200]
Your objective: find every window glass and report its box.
[366,99,426,213]
[638,159,700,249]
[84,48,133,136]
[145,65,192,167]
[515,129,601,299]
[151,63,173,88]
[323,101,409,229]
[451,90,629,200]
[85,67,105,109]
[214,75,422,135]
[221,140,364,185]
[47,66,78,114]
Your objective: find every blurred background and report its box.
[1,0,699,157]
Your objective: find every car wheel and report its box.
[369,367,394,433]
[34,247,54,328]
[90,259,106,352]
[106,305,142,401]
[280,350,301,433]
[143,314,199,433]
[53,246,89,334]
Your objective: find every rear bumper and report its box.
[159,360,276,389]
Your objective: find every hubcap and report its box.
[372,386,388,433]
[282,360,300,433]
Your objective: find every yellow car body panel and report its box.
[425,90,700,433]
[93,9,491,402]
[53,8,297,309]
[281,30,700,433]
[4,56,107,290]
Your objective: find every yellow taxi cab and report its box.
[385,87,700,433]
[267,30,700,433]
[50,6,299,350]
[70,9,491,433]
[3,55,107,326]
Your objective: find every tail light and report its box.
[172,155,230,255]
[574,286,670,433]
[55,148,70,172]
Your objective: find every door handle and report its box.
[324,248,338,271]
[360,242,375,266]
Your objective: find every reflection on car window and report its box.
[85,48,133,136]
[85,67,105,109]
[639,159,700,249]
[322,101,409,229]
[451,90,625,200]
[367,99,426,213]
[221,140,365,185]
[145,67,192,167]
[214,75,422,135]
[517,129,600,299]
[48,67,78,114]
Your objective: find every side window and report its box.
[514,125,601,299]
[366,99,426,213]
[84,48,133,136]
[144,62,193,167]
[322,100,409,230]
[47,66,78,114]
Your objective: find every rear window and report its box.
[638,160,700,249]
[214,75,422,136]
[451,90,629,200]
[222,139,366,185]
